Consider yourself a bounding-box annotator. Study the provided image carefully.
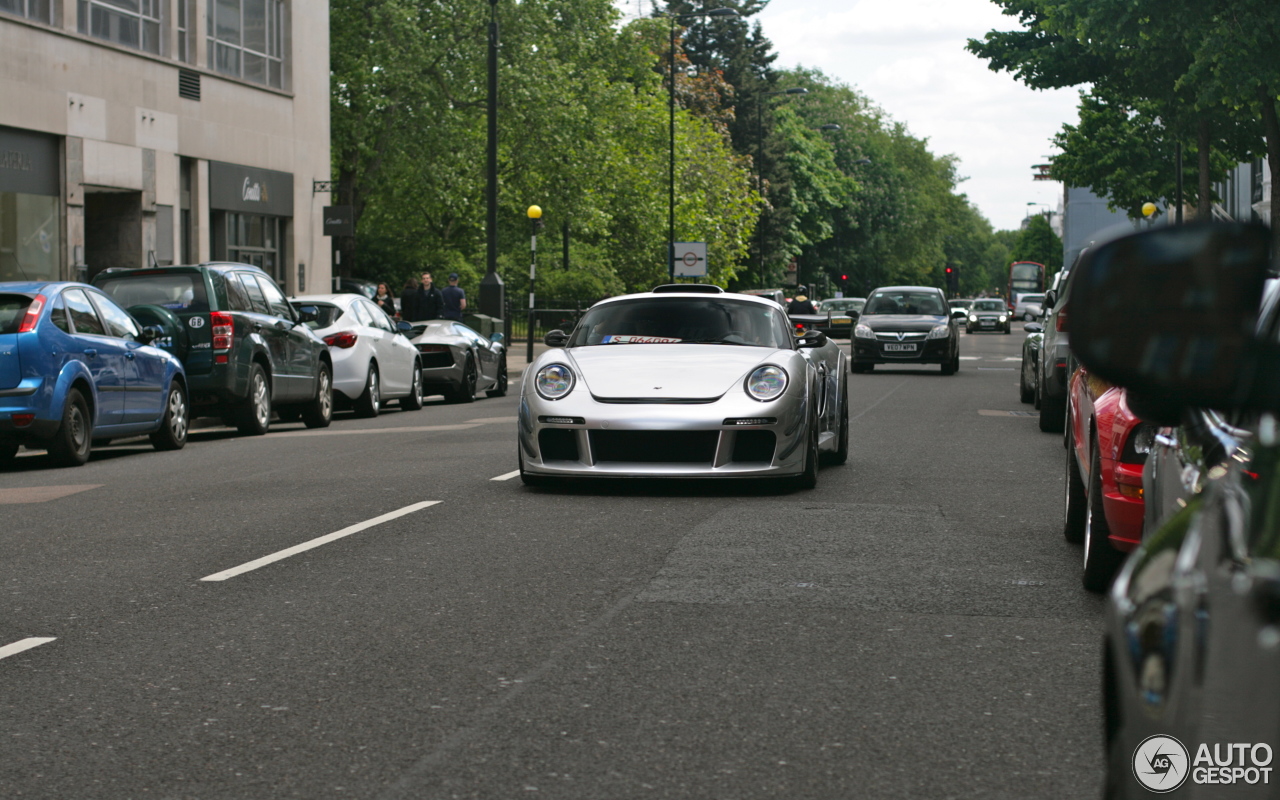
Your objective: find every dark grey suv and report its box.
[94,263,333,434]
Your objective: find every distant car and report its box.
[407,321,508,403]
[291,294,424,418]
[965,298,1010,334]
[1012,293,1045,320]
[737,288,786,307]
[813,298,863,337]
[851,286,959,374]
[94,263,334,435]
[332,277,378,300]
[1019,322,1043,404]
[948,298,972,314]
[0,282,188,466]
[1064,370,1149,592]
[517,285,848,487]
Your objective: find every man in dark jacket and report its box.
[399,278,419,321]
[441,272,466,321]
[411,271,445,321]
[787,293,816,315]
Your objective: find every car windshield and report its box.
[96,272,209,312]
[568,297,790,348]
[291,301,343,330]
[0,294,33,334]
[973,300,1006,311]
[1018,295,1044,304]
[862,291,945,316]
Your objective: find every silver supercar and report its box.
[517,285,848,487]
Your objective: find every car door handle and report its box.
[83,349,97,359]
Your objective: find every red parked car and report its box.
[1063,367,1153,592]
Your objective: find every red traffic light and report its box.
[840,274,848,281]
[945,267,953,274]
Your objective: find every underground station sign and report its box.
[673,241,707,278]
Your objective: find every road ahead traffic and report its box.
[1,329,1102,799]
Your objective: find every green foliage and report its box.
[1011,215,1063,274]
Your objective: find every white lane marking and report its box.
[850,380,906,424]
[0,637,56,661]
[958,356,981,361]
[201,501,442,582]
[466,416,519,424]
[490,470,521,482]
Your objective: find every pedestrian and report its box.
[441,272,467,321]
[375,282,397,317]
[788,294,816,315]
[413,271,445,321]
[399,277,419,321]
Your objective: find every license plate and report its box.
[883,343,917,352]
[980,320,995,326]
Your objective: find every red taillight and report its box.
[210,311,234,351]
[323,331,358,349]
[1055,306,1069,332]
[11,413,35,428]
[416,344,449,353]
[17,294,45,333]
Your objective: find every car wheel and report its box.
[1083,444,1125,593]
[851,363,872,374]
[1019,363,1035,404]
[48,388,92,467]
[149,381,189,451]
[1064,440,1087,543]
[301,364,334,429]
[1033,366,1042,410]
[940,348,957,375]
[1039,390,1065,433]
[449,355,478,404]
[820,377,849,466]
[355,362,381,418]
[486,356,508,398]
[1004,324,1011,334]
[236,364,272,435]
[788,417,820,490]
[400,363,425,410]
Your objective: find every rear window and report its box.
[864,291,946,316]
[292,302,344,330]
[97,272,209,312]
[0,294,33,334]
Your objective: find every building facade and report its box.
[0,0,330,294]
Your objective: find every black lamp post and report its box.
[668,7,738,280]
[480,0,505,320]
[755,87,808,288]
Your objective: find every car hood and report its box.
[564,345,785,400]
[859,315,947,332]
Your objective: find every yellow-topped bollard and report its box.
[1142,202,1157,218]
[527,205,542,219]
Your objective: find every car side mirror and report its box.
[138,325,164,344]
[490,332,505,345]
[797,330,828,348]
[951,308,967,319]
[544,329,569,347]
[397,320,413,333]
[295,305,318,324]
[1043,289,1057,309]
[1023,322,1044,334]
[1068,221,1273,412]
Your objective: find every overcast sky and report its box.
[619,0,1082,232]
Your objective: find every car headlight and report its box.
[968,314,977,322]
[535,363,575,400]
[927,324,950,339]
[854,324,875,339]
[999,315,1008,323]
[745,365,788,402]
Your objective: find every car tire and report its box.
[1064,440,1087,544]
[449,355,478,404]
[354,363,381,418]
[820,378,849,466]
[149,381,189,451]
[486,356,508,398]
[235,364,272,435]
[1019,365,1035,404]
[1083,444,1126,593]
[400,363,425,410]
[788,417,820,490]
[851,363,872,374]
[48,388,92,467]
[301,364,334,429]
[1004,324,1011,334]
[1039,390,1065,433]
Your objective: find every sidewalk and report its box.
[505,339,551,378]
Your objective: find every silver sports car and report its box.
[517,285,849,487]
[407,321,508,403]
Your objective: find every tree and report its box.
[1011,215,1063,274]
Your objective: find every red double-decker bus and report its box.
[1007,261,1045,309]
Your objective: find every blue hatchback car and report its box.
[0,282,188,467]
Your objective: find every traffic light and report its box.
[945,266,958,295]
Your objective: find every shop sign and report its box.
[323,206,354,237]
[208,161,293,216]
[0,125,59,197]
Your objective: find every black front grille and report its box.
[589,430,718,463]
[731,430,776,463]
[178,69,201,100]
[538,429,580,461]
[418,350,454,369]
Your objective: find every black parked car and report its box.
[1035,264,1074,433]
[851,286,959,374]
[93,263,333,434]
[1066,222,1280,798]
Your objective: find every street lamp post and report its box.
[755,87,808,288]
[480,0,505,319]
[526,205,542,362]
[668,7,738,281]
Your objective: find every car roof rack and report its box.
[651,284,723,294]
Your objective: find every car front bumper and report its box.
[851,336,952,365]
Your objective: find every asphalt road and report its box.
[0,326,1104,799]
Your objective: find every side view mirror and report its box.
[138,325,164,344]
[951,308,967,319]
[295,305,319,324]
[397,320,414,333]
[1043,289,1057,309]
[1023,322,1044,334]
[490,332,505,345]
[1069,221,1272,412]
[544,329,569,348]
[797,330,828,348]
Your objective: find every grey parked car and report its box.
[1035,265,1074,433]
[407,321,508,403]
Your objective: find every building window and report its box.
[208,0,286,89]
[176,0,192,62]
[78,0,163,55]
[0,0,53,24]
[225,212,280,281]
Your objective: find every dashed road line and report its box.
[0,637,56,661]
[201,501,442,582]
[490,470,521,482]
[0,485,102,504]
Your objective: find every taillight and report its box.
[1055,306,1069,332]
[323,331,358,349]
[17,294,45,333]
[11,413,35,427]
[210,311,234,351]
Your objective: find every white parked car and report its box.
[290,293,424,417]
[1012,292,1046,321]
